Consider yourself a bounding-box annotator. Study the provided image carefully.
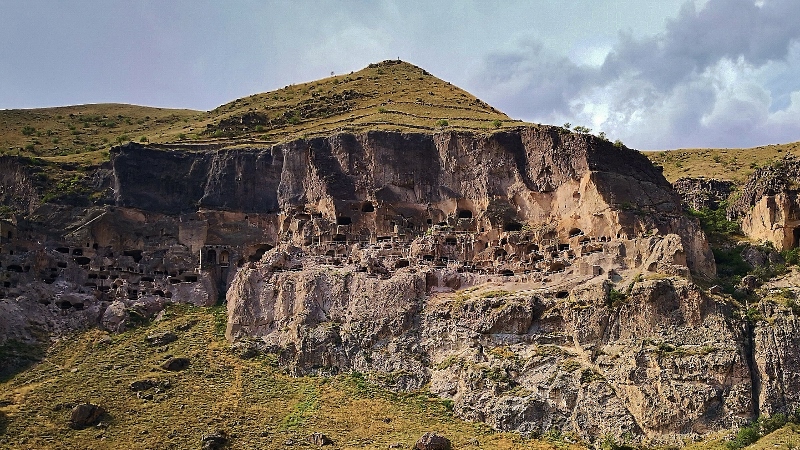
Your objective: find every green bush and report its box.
[21,126,36,136]
[782,248,800,266]
[727,422,760,449]
[607,289,628,307]
[491,119,502,128]
[435,119,449,127]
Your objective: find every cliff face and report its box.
[226,247,750,444]
[728,156,800,250]
[112,128,714,278]
[2,127,730,444]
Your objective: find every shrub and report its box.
[726,422,760,449]
[607,289,627,307]
[139,136,148,143]
[491,119,502,128]
[573,125,592,134]
[782,248,800,266]
[21,126,36,136]
[613,139,624,148]
[435,119,449,127]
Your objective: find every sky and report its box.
[1,0,799,150]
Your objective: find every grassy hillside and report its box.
[0,305,576,450]
[645,142,800,183]
[0,60,520,163]
[0,104,202,158]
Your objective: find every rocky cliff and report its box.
[2,124,792,446]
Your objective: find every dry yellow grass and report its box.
[0,60,521,164]
[645,141,800,183]
[0,305,580,450]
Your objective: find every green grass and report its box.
[0,305,578,450]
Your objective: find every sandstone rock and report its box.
[672,178,734,211]
[69,403,105,429]
[101,300,129,333]
[414,432,451,450]
[739,275,759,292]
[160,357,190,371]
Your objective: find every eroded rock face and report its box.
[0,127,723,443]
[673,178,734,211]
[729,155,800,250]
[226,244,750,444]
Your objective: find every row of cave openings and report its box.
[333,205,533,232]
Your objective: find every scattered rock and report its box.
[146,331,177,346]
[69,403,105,430]
[160,357,190,371]
[414,432,451,450]
[201,430,228,450]
[307,432,333,446]
[230,341,258,359]
[738,274,759,292]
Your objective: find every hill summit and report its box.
[201,59,519,145]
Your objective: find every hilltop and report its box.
[1,60,519,162]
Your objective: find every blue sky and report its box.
[1,0,799,150]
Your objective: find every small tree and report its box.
[573,125,592,134]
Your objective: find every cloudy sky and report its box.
[1,0,799,150]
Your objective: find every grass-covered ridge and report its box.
[645,142,800,183]
[0,305,576,450]
[0,60,521,163]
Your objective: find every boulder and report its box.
[160,357,190,371]
[69,403,105,429]
[100,300,128,333]
[414,432,451,450]
[201,430,228,450]
[145,331,178,346]
[308,432,333,446]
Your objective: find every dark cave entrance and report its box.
[794,227,800,248]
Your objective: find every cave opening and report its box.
[123,250,143,263]
[361,202,375,212]
[794,227,800,248]
[503,222,523,232]
[336,216,352,225]
[457,209,473,219]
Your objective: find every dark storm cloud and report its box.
[477,0,800,149]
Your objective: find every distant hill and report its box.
[645,142,800,183]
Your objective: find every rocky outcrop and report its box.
[226,243,750,444]
[728,156,800,250]
[112,128,714,278]
[673,177,734,211]
[1,127,724,443]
